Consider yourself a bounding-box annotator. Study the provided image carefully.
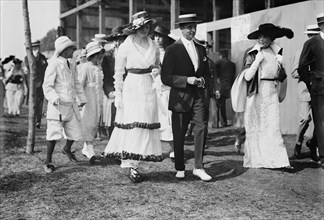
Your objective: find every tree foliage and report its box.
[40,28,56,52]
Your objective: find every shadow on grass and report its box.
[289,160,320,172]
[146,160,246,183]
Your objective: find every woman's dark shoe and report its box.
[129,168,142,183]
[44,164,55,173]
[306,140,319,162]
[282,166,294,173]
[294,144,302,159]
[62,149,78,162]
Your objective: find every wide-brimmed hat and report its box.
[106,25,128,41]
[31,40,41,47]
[92,34,108,43]
[123,11,161,35]
[304,24,320,34]
[153,25,175,43]
[247,23,294,40]
[54,36,76,57]
[317,13,324,25]
[175,14,201,25]
[85,42,104,58]
[2,55,15,65]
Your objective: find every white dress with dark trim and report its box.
[103,35,163,162]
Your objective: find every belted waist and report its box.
[126,66,153,74]
[58,100,75,106]
[261,78,277,81]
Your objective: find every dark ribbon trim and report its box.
[105,151,164,162]
[114,121,160,130]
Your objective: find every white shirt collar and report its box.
[181,36,193,46]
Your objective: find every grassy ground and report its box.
[0,106,323,220]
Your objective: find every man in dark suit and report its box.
[214,49,236,128]
[298,13,324,168]
[161,14,211,181]
[24,40,48,128]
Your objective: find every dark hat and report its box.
[317,13,324,25]
[153,25,175,43]
[31,40,41,47]
[123,11,162,35]
[13,58,22,64]
[106,25,128,41]
[2,55,15,65]
[247,23,294,40]
[175,14,201,25]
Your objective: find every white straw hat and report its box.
[85,42,104,58]
[54,36,76,57]
[304,24,320,34]
[92,34,108,43]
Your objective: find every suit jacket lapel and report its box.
[194,41,203,70]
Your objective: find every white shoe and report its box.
[175,170,185,179]
[169,151,174,159]
[193,169,212,181]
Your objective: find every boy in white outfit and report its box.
[42,36,87,173]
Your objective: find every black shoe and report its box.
[89,156,96,164]
[129,168,142,183]
[318,157,324,169]
[62,149,78,162]
[281,166,294,173]
[294,144,302,159]
[306,140,319,162]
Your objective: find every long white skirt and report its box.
[104,73,163,162]
[243,81,290,168]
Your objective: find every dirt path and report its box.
[0,107,323,219]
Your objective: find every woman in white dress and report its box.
[78,42,105,164]
[242,23,293,169]
[104,11,163,182]
[3,58,27,116]
[153,25,175,159]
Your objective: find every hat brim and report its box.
[123,17,162,35]
[304,31,319,34]
[247,26,288,39]
[106,34,128,41]
[153,31,176,43]
[92,38,108,43]
[86,48,105,58]
[175,20,201,25]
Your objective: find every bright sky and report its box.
[0,0,60,60]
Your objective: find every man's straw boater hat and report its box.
[316,13,324,25]
[31,40,41,47]
[92,34,108,43]
[247,23,294,40]
[175,14,201,25]
[304,24,320,34]
[123,11,161,35]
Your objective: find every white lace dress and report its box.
[243,46,290,168]
[104,35,163,163]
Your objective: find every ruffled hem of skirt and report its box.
[105,150,164,162]
[114,122,161,130]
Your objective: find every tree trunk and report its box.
[22,0,36,154]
